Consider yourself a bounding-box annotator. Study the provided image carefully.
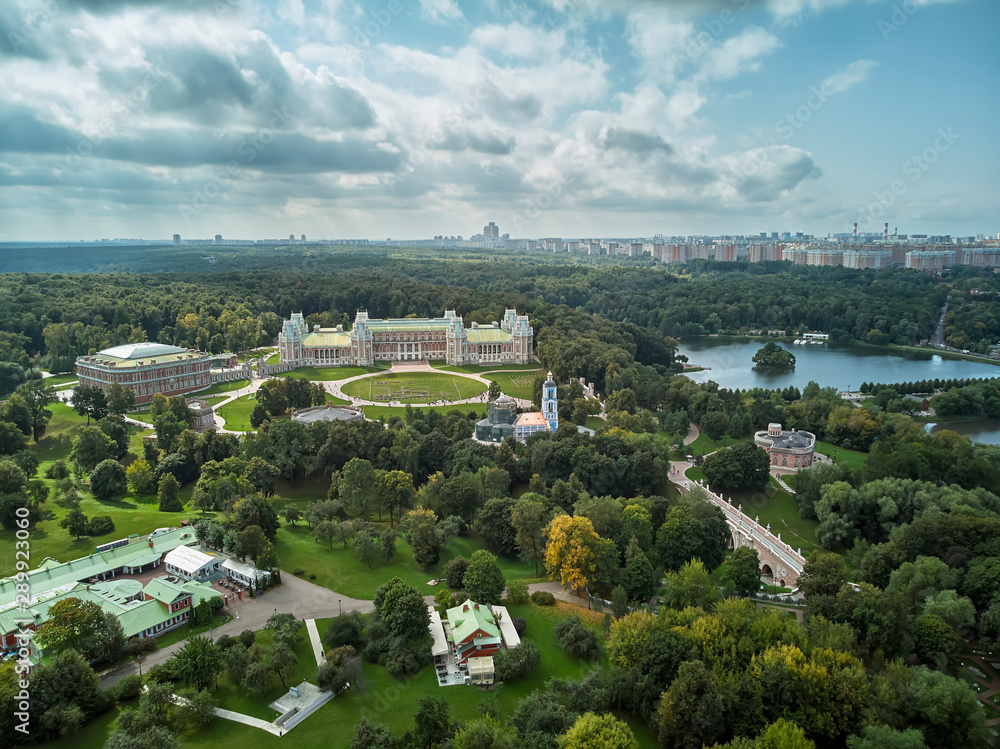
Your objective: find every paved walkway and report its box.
[203,361,545,432]
[305,619,325,666]
[326,361,538,411]
[216,707,284,736]
[99,572,372,689]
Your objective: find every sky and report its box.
[0,0,995,241]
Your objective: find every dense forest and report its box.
[0,243,978,400]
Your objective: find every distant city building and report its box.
[960,247,1000,267]
[483,221,499,239]
[754,423,816,469]
[842,250,891,269]
[214,234,222,244]
[173,234,181,246]
[278,308,533,367]
[906,250,956,271]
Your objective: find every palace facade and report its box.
[77,343,214,405]
[277,309,534,367]
[76,342,247,405]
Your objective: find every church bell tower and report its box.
[543,372,558,432]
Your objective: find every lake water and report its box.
[677,338,1000,393]
[928,419,1000,445]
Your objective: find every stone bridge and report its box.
[692,480,806,589]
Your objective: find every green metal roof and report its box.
[303,331,352,347]
[116,601,175,639]
[0,528,199,609]
[467,329,513,343]
[446,601,500,644]
[368,318,453,332]
[142,577,191,605]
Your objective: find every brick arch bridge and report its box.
[689,480,806,589]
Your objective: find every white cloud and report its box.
[698,27,782,81]
[419,0,464,23]
[470,22,566,60]
[821,59,877,95]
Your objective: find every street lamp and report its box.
[339,599,342,616]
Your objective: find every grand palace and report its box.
[277,308,534,367]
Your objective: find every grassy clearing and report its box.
[362,403,487,421]
[682,467,820,554]
[342,372,486,403]
[279,365,388,381]
[482,371,538,400]
[276,524,540,599]
[216,394,261,432]
[585,416,606,431]
[197,379,251,396]
[434,363,543,374]
[814,440,868,472]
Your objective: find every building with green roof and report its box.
[277,308,534,368]
[445,601,503,664]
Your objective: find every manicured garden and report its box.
[279,365,387,381]
[342,372,486,403]
[482,371,540,400]
[433,363,543,374]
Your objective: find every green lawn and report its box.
[279,365,388,381]
[482,371,539,400]
[276,524,540,599]
[38,601,657,749]
[147,610,235,651]
[585,416,606,431]
[197,379,251,396]
[342,372,486,403]
[362,403,487,421]
[814,440,868,472]
[210,628,319,720]
[683,467,820,554]
[434,363,543,374]
[41,373,79,391]
[0,487,212,578]
[685,432,752,457]
[216,394,260,432]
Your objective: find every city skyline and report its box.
[0,0,996,241]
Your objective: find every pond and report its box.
[677,338,1000,393]
[928,419,1000,446]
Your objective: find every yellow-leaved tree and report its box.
[544,514,600,594]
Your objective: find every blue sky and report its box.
[0,0,994,241]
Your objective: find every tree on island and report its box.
[752,341,796,370]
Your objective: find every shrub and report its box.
[494,640,541,682]
[126,636,156,658]
[513,617,527,635]
[238,629,256,648]
[385,649,420,678]
[293,568,305,576]
[507,580,529,605]
[531,590,556,606]
[215,634,235,651]
[554,615,601,661]
[443,555,469,590]
[115,674,144,702]
[309,573,317,580]
[44,460,70,480]
[86,515,115,536]
[323,612,365,651]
